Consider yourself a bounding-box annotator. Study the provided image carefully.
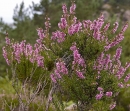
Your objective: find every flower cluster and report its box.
[2,47,10,65]
[70,43,86,79]
[93,52,112,74]
[51,31,66,43]
[104,33,124,51]
[58,17,68,29]
[95,87,104,100]
[68,21,82,35]
[70,2,76,14]
[3,38,44,68]
[96,87,113,100]
[36,17,51,45]
[109,102,116,110]
[112,22,119,33]
[50,60,68,83]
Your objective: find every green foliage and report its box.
[0,76,15,94]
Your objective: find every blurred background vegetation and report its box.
[1,0,130,110]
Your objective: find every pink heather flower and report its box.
[45,17,51,29]
[109,102,116,110]
[70,3,76,14]
[126,84,130,87]
[118,82,124,88]
[2,47,10,65]
[124,74,130,82]
[36,56,44,67]
[97,87,103,92]
[68,22,82,35]
[121,23,128,34]
[114,47,122,60]
[71,45,85,67]
[13,43,21,63]
[100,35,105,41]
[62,3,68,14]
[51,31,66,43]
[36,39,43,44]
[56,61,68,75]
[112,22,119,33]
[73,50,85,67]
[104,54,111,66]
[58,17,67,29]
[50,74,57,83]
[106,91,112,97]
[70,43,77,51]
[95,93,103,100]
[55,70,62,79]
[76,70,85,79]
[116,66,126,79]
[91,15,104,30]
[51,60,68,83]
[103,22,110,32]
[73,16,77,24]
[78,58,86,67]
[5,37,11,45]
[68,25,75,35]
[94,52,105,71]
[93,31,101,40]
[105,34,124,51]
[97,14,104,29]
[37,28,45,39]
[82,20,92,29]
[125,62,130,70]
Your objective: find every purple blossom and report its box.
[36,56,44,67]
[112,22,119,33]
[55,70,62,79]
[105,34,124,51]
[50,74,57,83]
[125,62,130,70]
[58,17,67,29]
[93,31,101,40]
[94,52,114,73]
[3,39,44,68]
[68,22,82,35]
[116,66,126,79]
[114,47,122,60]
[97,87,103,92]
[62,4,68,14]
[126,84,130,87]
[76,70,85,79]
[70,43,77,51]
[73,16,77,24]
[106,91,113,97]
[5,37,11,45]
[82,20,92,29]
[2,47,10,65]
[70,3,76,14]
[37,28,45,39]
[109,102,116,110]
[51,31,66,43]
[103,22,110,32]
[95,93,103,100]
[45,17,51,30]
[121,23,128,34]
[51,60,68,83]
[124,74,130,82]
[118,82,124,88]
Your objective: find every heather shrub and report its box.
[2,2,130,111]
